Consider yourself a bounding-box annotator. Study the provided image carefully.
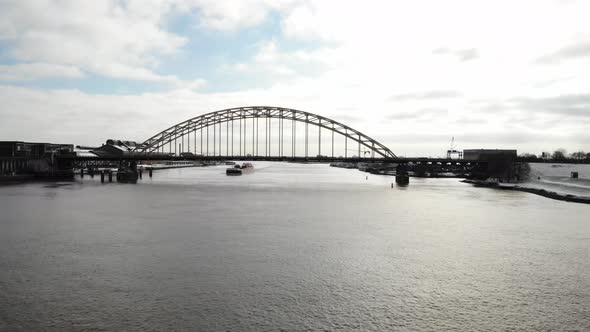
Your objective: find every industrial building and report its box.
[0,141,75,177]
[0,141,74,158]
[463,149,517,161]
[463,149,518,181]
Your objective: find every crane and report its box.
[446,137,463,159]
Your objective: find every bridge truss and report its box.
[134,106,397,159]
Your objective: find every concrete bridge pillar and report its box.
[395,163,410,186]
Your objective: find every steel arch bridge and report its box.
[134,106,396,159]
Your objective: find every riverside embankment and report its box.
[465,163,590,204]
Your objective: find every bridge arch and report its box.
[134,106,396,158]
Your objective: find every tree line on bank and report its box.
[517,149,590,163]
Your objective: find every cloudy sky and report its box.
[1,0,589,157]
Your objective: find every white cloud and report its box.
[244,0,590,155]
[231,40,335,80]
[0,63,84,81]
[0,0,190,82]
[0,0,298,83]
[190,0,296,31]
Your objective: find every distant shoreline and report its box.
[462,179,590,204]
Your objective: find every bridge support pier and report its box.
[108,171,113,182]
[115,161,139,184]
[395,164,410,186]
[149,168,153,178]
[80,168,84,178]
[100,171,105,183]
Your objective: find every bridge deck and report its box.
[58,155,484,165]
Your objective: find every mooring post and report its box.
[89,168,94,178]
[100,171,105,183]
[149,168,153,178]
[108,171,113,182]
[139,169,143,180]
[80,168,84,178]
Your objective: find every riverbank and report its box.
[462,179,590,204]
[464,163,590,204]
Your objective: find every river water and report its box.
[1,162,589,331]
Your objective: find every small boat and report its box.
[226,164,242,175]
[226,163,254,176]
[224,161,236,165]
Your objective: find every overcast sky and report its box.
[1,0,589,157]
